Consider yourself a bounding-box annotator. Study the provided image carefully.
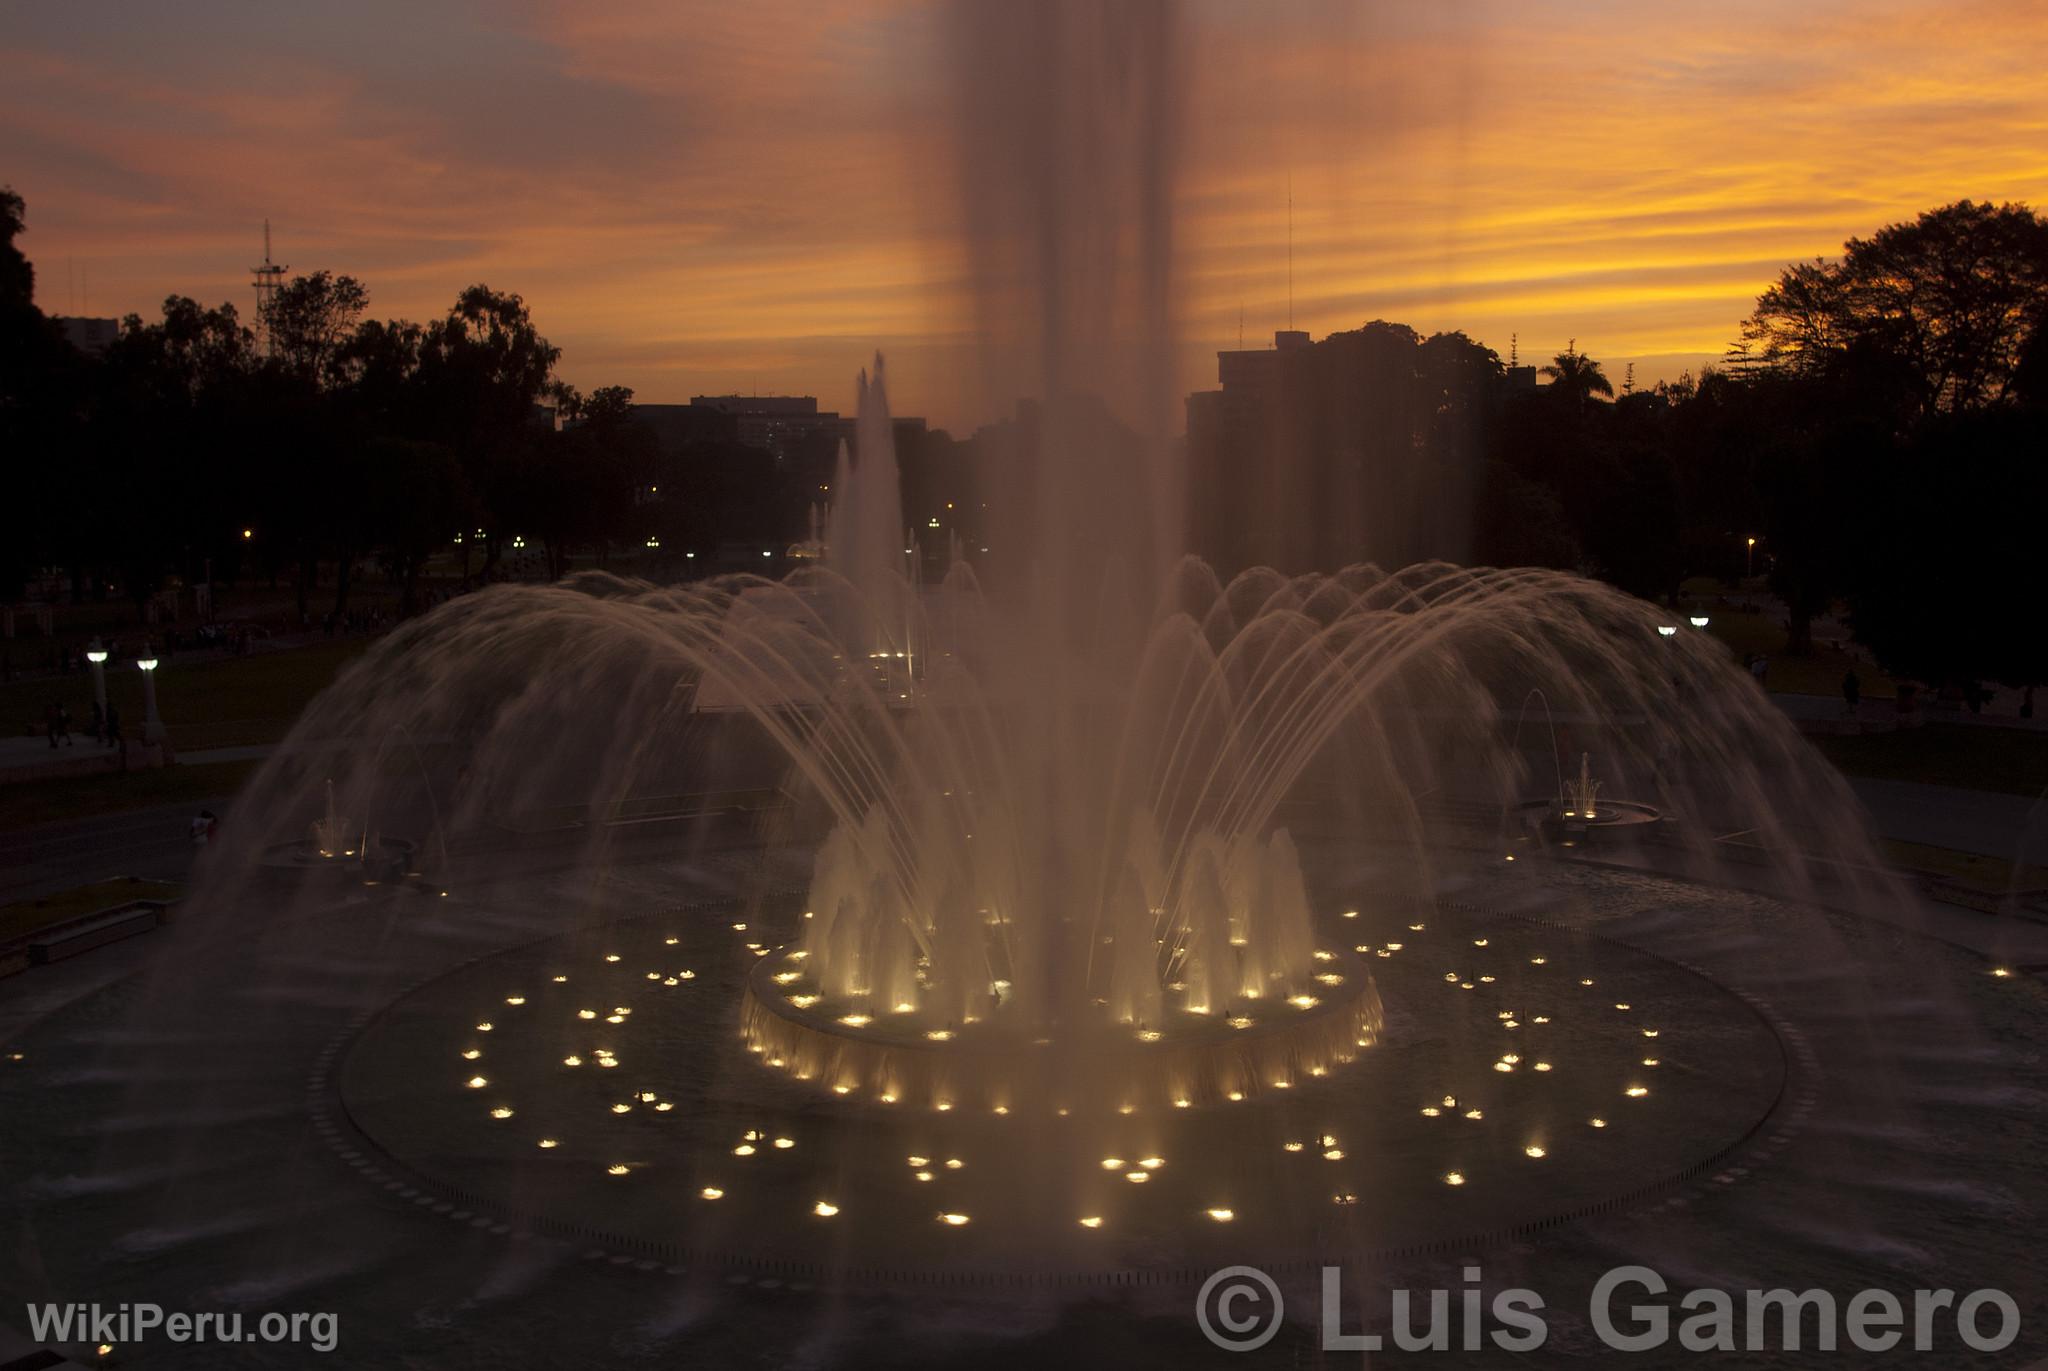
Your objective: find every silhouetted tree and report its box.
[1539,342,1613,407]
[1741,200,2048,415]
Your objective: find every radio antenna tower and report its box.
[251,221,287,356]
[1286,171,1294,331]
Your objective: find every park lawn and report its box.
[0,637,370,751]
[1814,724,2048,798]
[0,758,263,833]
[0,876,182,943]
[1698,606,1899,699]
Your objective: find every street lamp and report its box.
[85,638,109,723]
[1746,536,1757,578]
[1656,625,1678,638]
[1689,615,1710,629]
[136,654,165,745]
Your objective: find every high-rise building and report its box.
[54,316,120,354]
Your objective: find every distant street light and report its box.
[1689,615,1710,629]
[136,654,165,744]
[241,528,254,541]
[85,638,108,721]
[1746,535,1757,577]
[1656,625,1678,638]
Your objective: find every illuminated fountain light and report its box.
[551,975,568,984]
[489,1107,514,1120]
[1444,1172,1466,1187]
[466,1076,488,1089]
[1138,1156,1164,1169]
[537,1139,559,1149]
[604,955,620,964]
[475,1022,493,1033]
[1525,1145,1547,1159]
[734,1143,756,1156]
[1078,1216,1103,1229]
[610,1103,632,1114]
[812,1201,839,1217]
[461,1049,481,1060]
[607,1164,630,1176]
[1125,1171,1149,1184]
[1206,1208,1234,1222]
[773,1136,795,1149]
[1590,1117,1607,1128]
[943,1158,964,1170]
[937,1212,970,1226]
[914,1171,934,1182]
[505,995,526,1006]
[1643,1058,1660,1066]
[1464,1108,1483,1120]
[1643,1028,1660,1038]
[1625,1085,1650,1098]
[700,1187,724,1200]
[578,1010,598,1021]
[1534,1062,1553,1072]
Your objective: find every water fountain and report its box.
[4,7,2042,1365]
[253,776,417,881]
[1521,750,1661,843]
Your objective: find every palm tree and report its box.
[1541,340,1614,406]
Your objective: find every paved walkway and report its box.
[1849,777,2048,863]
[0,798,226,905]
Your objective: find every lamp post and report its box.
[85,638,109,722]
[1746,536,1757,578]
[136,653,165,745]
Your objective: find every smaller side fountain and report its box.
[1563,752,1602,820]
[1519,752,1662,846]
[254,779,418,884]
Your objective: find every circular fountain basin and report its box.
[334,892,1784,1280]
[738,945,1384,1114]
[253,835,419,884]
[1519,798,1663,843]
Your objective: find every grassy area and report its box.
[0,876,181,943]
[1815,724,2048,799]
[0,637,369,751]
[1879,839,2048,894]
[1696,604,1898,699]
[0,757,262,833]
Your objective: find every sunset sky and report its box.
[4,0,2044,431]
